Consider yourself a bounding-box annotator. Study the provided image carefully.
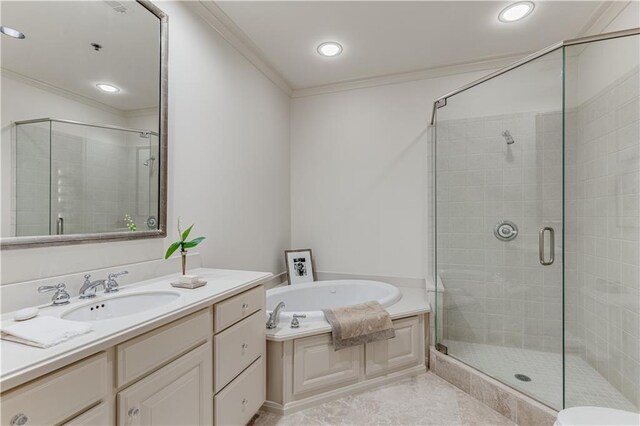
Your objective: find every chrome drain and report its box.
[515,374,532,382]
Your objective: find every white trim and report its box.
[577,0,631,36]
[1,68,127,117]
[125,106,160,118]
[201,0,627,99]
[291,52,530,98]
[188,1,293,96]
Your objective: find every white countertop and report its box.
[265,286,431,342]
[0,268,271,391]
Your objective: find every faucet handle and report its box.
[291,313,306,329]
[38,283,70,306]
[84,274,91,283]
[105,271,128,293]
[108,270,128,279]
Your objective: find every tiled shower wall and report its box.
[13,125,157,236]
[436,111,563,352]
[568,67,640,407]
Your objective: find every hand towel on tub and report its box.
[1,317,92,348]
[322,300,395,350]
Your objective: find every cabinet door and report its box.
[117,342,212,426]
[365,316,421,378]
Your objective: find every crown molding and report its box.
[577,0,631,36]
[1,68,126,117]
[190,1,293,96]
[187,0,632,100]
[125,106,159,118]
[291,52,531,99]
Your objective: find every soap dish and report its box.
[170,280,207,289]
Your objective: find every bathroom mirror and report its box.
[0,0,168,249]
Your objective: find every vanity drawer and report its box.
[214,285,264,332]
[1,352,108,426]
[63,401,111,425]
[214,357,264,426]
[214,310,264,392]
[116,308,211,388]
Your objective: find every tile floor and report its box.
[444,340,637,412]
[251,372,514,425]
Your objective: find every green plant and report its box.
[164,218,205,260]
[124,214,137,231]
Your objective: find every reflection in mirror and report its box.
[1,1,166,247]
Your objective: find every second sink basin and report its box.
[61,291,180,322]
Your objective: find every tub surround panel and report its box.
[265,315,427,415]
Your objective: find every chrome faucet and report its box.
[266,301,285,329]
[79,274,107,299]
[38,283,70,306]
[105,270,128,293]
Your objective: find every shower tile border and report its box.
[429,346,557,426]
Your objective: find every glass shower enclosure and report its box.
[13,119,160,237]
[432,29,639,411]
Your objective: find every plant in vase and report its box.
[165,218,205,275]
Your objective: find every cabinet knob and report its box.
[241,343,248,350]
[10,413,28,426]
[241,303,249,309]
[242,398,248,406]
[128,407,140,418]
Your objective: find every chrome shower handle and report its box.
[539,227,555,266]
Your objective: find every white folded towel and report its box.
[1,317,92,348]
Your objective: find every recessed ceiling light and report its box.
[317,42,343,57]
[0,25,25,39]
[499,1,535,23]
[96,83,120,93]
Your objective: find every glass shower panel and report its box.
[434,48,564,408]
[564,34,640,411]
[50,122,155,234]
[15,121,51,237]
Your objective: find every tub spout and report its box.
[266,301,286,329]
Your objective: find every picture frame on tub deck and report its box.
[285,249,315,285]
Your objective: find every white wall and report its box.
[0,1,291,284]
[290,70,502,280]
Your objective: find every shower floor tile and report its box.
[443,340,637,412]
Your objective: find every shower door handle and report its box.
[56,217,64,235]
[539,227,554,266]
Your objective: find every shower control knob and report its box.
[494,220,518,242]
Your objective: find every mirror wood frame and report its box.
[1,0,168,250]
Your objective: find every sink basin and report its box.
[61,291,180,322]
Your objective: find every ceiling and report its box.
[215,1,608,90]
[1,1,160,112]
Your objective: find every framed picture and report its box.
[285,249,315,285]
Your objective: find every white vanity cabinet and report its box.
[0,283,266,426]
[1,352,110,426]
[117,342,212,425]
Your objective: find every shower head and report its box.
[502,130,515,145]
[143,156,156,167]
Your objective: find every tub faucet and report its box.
[266,301,285,329]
